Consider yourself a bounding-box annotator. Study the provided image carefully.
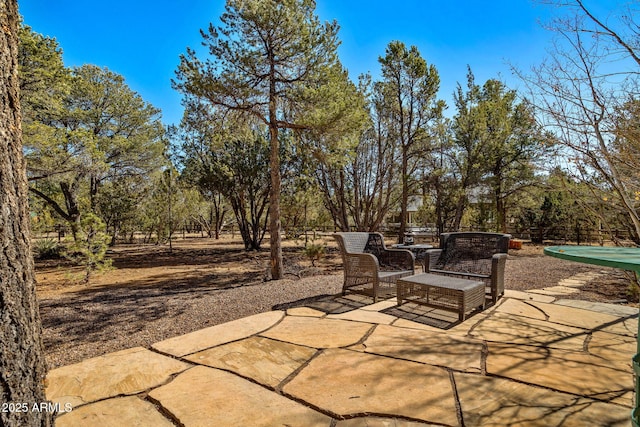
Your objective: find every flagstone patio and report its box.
[46,287,638,426]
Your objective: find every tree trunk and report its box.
[268,55,283,279]
[211,198,225,240]
[495,190,507,233]
[453,194,467,232]
[1,1,52,425]
[496,199,507,233]
[268,121,283,278]
[398,151,409,243]
[434,182,444,235]
[90,174,99,212]
[59,181,81,239]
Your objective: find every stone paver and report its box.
[283,348,458,424]
[185,336,317,388]
[46,347,189,407]
[471,312,587,351]
[557,278,587,287]
[495,298,632,332]
[528,286,580,296]
[555,298,639,318]
[384,302,487,335]
[588,330,637,366]
[46,283,639,427]
[527,300,622,330]
[149,366,332,426]
[571,271,605,281]
[486,343,633,405]
[54,396,173,427]
[360,299,398,312]
[602,316,639,337]
[448,314,489,335]
[260,315,373,348]
[287,307,326,317]
[354,324,484,372]
[336,418,435,426]
[503,290,556,303]
[493,298,547,320]
[390,317,446,331]
[391,313,488,337]
[455,372,630,426]
[327,308,398,324]
[152,310,284,357]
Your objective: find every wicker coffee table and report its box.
[396,273,485,321]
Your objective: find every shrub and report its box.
[34,238,62,260]
[303,243,325,267]
[63,214,113,283]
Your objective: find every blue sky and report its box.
[19,0,619,126]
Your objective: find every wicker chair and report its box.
[333,232,415,302]
[424,232,510,303]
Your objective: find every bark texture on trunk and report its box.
[268,122,283,279]
[0,1,52,425]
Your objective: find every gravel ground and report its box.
[40,274,344,369]
[39,250,634,369]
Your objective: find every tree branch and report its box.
[28,186,72,221]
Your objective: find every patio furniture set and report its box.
[333,231,511,321]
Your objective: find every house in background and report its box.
[386,195,424,230]
[406,196,423,228]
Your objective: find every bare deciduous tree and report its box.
[520,0,640,242]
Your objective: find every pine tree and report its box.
[174,0,357,279]
[1,1,52,425]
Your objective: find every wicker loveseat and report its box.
[424,232,510,303]
[333,232,415,302]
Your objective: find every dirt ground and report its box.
[35,235,638,368]
[35,235,338,298]
[35,235,635,303]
